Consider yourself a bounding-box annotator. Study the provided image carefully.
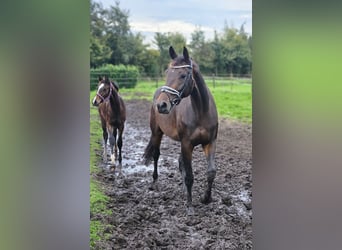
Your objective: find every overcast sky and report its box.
[96,0,252,47]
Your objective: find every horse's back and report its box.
[118,95,126,122]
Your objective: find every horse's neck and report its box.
[191,71,209,113]
[109,90,121,117]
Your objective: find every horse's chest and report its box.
[189,127,210,145]
[160,123,180,141]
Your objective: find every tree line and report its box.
[90,1,252,77]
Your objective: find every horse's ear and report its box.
[169,46,177,59]
[183,47,190,62]
[98,76,102,82]
[104,76,110,83]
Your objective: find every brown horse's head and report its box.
[92,76,112,106]
[156,46,195,114]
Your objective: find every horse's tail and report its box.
[143,140,156,166]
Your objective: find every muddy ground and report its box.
[92,99,252,249]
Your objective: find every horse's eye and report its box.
[180,74,186,79]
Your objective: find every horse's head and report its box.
[156,46,195,114]
[92,76,112,106]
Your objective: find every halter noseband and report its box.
[161,60,193,106]
[96,82,114,103]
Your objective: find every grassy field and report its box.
[208,82,251,123]
[90,99,113,248]
[89,78,251,247]
[118,78,252,123]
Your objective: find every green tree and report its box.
[105,1,131,65]
[189,28,214,73]
[221,24,252,76]
[90,1,110,67]
[153,32,171,76]
[153,32,187,75]
[211,30,225,75]
[90,1,252,77]
[167,32,187,53]
[137,49,159,77]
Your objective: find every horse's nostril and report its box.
[93,99,99,106]
[157,101,168,113]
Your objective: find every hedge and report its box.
[91,64,139,90]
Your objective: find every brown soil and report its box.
[92,99,252,249]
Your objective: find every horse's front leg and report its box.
[180,141,194,215]
[101,120,108,163]
[151,133,162,183]
[201,141,217,204]
[143,129,162,189]
[178,154,186,192]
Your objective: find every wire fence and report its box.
[90,73,252,90]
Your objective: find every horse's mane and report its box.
[109,82,120,108]
[191,60,209,113]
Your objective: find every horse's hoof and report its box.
[149,182,159,191]
[186,206,195,216]
[201,196,212,204]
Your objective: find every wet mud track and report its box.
[93,99,252,249]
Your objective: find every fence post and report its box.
[155,77,158,88]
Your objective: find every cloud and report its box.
[130,19,216,47]
[96,0,252,45]
[240,14,252,19]
[130,19,213,34]
[186,0,252,12]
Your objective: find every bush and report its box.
[90,64,139,90]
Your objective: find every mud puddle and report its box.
[101,123,179,177]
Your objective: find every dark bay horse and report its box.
[144,46,218,214]
[92,76,126,164]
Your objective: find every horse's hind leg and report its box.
[117,126,124,164]
[178,154,186,192]
[180,141,194,215]
[114,129,118,158]
[201,141,217,204]
[101,121,108,163]
[108,127,116,163]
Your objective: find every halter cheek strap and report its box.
[96,82,114,103]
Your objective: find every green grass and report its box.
[90,95,113,248]
[90,181,113,248]
[208,82,251,123]
[119,81,157,101]
[117,78,252,123]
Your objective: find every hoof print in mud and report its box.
[221,195,233,207]
[243,201,252,210]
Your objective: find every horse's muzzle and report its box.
[92,97,99,107]
[157,101,170,114]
